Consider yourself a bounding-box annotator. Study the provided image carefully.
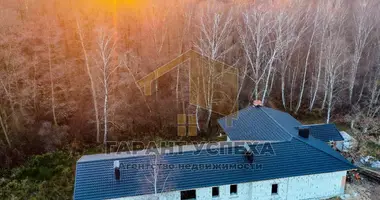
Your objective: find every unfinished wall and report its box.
[286,171,346,199]
[110,171,347,200]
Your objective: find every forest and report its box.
[0,0,380,199]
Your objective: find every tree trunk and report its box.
[0,111,11,147]
[76,19,101,143]
[103,79,108,145]
[295,22,316,113]
[47,35,57,126]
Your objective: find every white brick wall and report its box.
[111,171,347,200]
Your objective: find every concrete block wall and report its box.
[112,171,347,200]
[286,171,346,199]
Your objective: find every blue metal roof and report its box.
[217,106,293,141]
[301,124,344,142]
[74,139,354,200]
[218,107,344,143]
[218,106,349,163]
[74,106,355,200]
[218,106,351,164]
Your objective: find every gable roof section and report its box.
[218,107,344,143]
[217,106,353,169]
[300,124,344,142]
[217,106,293,141]
[74,139,354,200]
[260,107,303,135]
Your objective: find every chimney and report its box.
[298,127,310,139]
[253,100,263,107]
[114,160,120,180]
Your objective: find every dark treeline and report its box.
[0,0,380,168]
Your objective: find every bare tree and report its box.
[260,9,291,104]
[122,54,152,112]
[0,76,15,148]
[0,107,10,147]
[348,0,376,104]
[47,26,58,126]
[76,17,101,143]
[239,6,272,102]
[277,4,308,110]
[294,5,317,113]
[346,105,380,147]
[95,28,119,145]
[323,35,349,123]
[144,153,171,199]
[346,35,380,143]
[175,1,194,111]
[309,1,333,111]
[2,0,380,168]
[364,36,380,119]
[193,2,234,132]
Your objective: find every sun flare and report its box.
[93,0,148,10]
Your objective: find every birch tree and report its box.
[76,17,101,143]
[95,28,119,145]
[261,9,291,104]
[309,1,332,111]
[193,2,234,132]
[323,34,349,123]
[348,0,375,104]
[45,20,58,126]
[346,38,380,144]
[294,5,317,113]
[175,1,194,111]
[144,153,171,199]
[365,36,380,118]
[239,6,273,102]
[146,1,170,106]
[277,5,307,110]
[240,4,293,105]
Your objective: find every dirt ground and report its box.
[344,176,380,200]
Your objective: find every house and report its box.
[73,106,355,200]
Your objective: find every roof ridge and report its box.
[302,123,325,126]
[78,140,291,163]
[217,106,250,126]
[301,123,334,126]
[259,107,294,140]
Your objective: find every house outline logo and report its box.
[136,50,239,136]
